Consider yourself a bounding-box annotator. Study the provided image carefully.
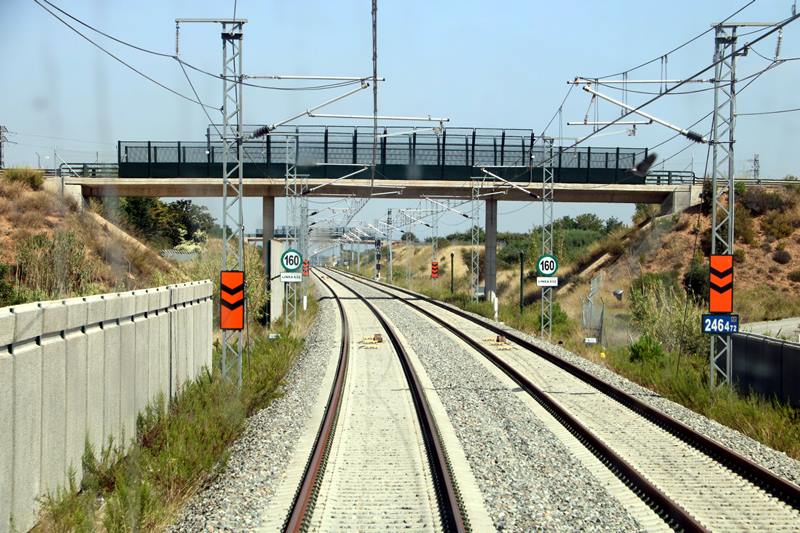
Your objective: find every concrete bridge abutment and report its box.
[659,184,701,215]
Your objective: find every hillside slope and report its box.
[0,174,183,305]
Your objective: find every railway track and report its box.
[280,272,466,532]
[327,268,800,532]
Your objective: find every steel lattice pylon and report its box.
[709,25,739,387]
[220,21,245,387]
[469,179,483,302]
[470,180,482,301]
[284,135,300,327]
[540,138,555,338]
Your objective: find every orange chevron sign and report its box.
[709,255,733,314]
[220,270,245,330]
[431,261,439,279]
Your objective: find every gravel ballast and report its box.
[170,291,338,532]
[459,304,800,487]
[332,273,643,532]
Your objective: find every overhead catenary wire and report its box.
[525,13,800,179]
[587,0,755,79]
[35,0,369,91]
[31,0,218,109]
[738,105,800,116]
[655,60,782,164]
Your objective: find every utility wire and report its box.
[588,0,755,79]
[32,0,218,109]
[739,105,800,116]
[540,84,575,137]
[36,0,367,91]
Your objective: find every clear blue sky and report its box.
[2,0,800,235]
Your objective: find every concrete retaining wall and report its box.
[0,280,213,533]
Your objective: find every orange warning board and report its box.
[431,261,439,279]
[709,255,733,313]
[302,259,310,277]
[220,270,245,330]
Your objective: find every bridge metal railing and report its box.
[111,125,661,183]
[117,127,647,169]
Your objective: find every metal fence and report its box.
[117,125,647,171]
[732,332,800,407]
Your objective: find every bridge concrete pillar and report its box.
[262,195,275,282]
[485,198,498,297]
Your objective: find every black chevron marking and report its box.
[220,282,245,294]
[710,282,733,293]
[220,298,244,310]
[709,267,733,278]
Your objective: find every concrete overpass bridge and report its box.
[60,126,699,294]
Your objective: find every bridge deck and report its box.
[69,177,691,204]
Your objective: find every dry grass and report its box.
[0,182,183,302]
[3,167,44,190]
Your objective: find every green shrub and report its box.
[773,249,792,264]
[629,333,665,363]
[734,180,747,197]
[735,208,755,244]
[733,249,746,264]
[630,274,706,357]
[788,270,800,282]
[632,271,679,295]
[740,186,792,215]
[683,259,710,302]
[3,167,44,190]
[633,203,658,223]
[700,179,713,215]
[763,211,795,240]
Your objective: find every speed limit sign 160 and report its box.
[281,248,302,272]
[536,254,559,276]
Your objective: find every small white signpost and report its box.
[280,272,302,283]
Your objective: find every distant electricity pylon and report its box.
[0,126,8,169]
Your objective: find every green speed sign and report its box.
[536,254,559,276]
[281,248,302,272]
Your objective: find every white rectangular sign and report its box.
[280,272,302,283]
[536,276,559,287]
[584,337,598,345]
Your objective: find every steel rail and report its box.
[323,272,468,532]
[283,273,350,532]
[295,271,467,532]
[338,271,800,511]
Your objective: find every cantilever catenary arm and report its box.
[250,83,369,138]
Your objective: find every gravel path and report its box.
[331,273,643,532]
[170,291,338,532]
[373,278,800,488]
